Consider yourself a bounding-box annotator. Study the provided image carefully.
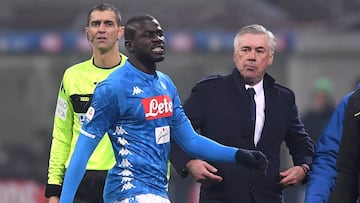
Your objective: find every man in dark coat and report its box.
[170,24,314,203]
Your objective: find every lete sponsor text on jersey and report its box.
[142,95,173,120]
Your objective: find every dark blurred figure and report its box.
[328,87,360,203]
[302,77,335,144]
[305,78,360,203]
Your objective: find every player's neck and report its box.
[128,57,156,75]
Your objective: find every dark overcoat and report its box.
[170,68,314,203]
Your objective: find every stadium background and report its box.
[0,0,360,202]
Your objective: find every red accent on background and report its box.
[0,180,47,203]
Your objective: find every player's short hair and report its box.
[124,14,156,41]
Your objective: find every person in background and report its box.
[305,81,360,203]
[45,3,127,203]
[170,24,314,203]
[58,14,268,203]
[327,87,360,203]
[301,77,335,144]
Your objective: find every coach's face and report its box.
[233,33,273,86]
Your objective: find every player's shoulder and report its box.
[156,70,169,78]
[197,74,223,84]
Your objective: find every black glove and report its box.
[235,149,268,173]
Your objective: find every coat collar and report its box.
[231,68,275,92]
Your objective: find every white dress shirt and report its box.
[245,80,265,146]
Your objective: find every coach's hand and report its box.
[235,149,268,173]
[186,159,223,184]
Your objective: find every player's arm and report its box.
[59,132,100,202]
[171,120,268,172]
[168,79,267,172]
[169,84,202,177]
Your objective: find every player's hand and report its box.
[48,196,59,203]
[186,159,223,184]
[235,149,268,173]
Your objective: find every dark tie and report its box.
[246,88,256,123]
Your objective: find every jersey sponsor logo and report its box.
[119,158,133,168]
[121,177,134,183]
[119,169,133,177]
[155,126,170,144]
[132,86,144,95]
[121,181,136,192]
[118,147,132,156]
[119,168,136,192]
[55,97,67,121]
[85,106,95,121]
[117,137,129,146]
[114,126,128,136]
[142,95,173,120]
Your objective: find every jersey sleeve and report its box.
[171,119,237,163]
[166,75,237,166]
[59,133,100,202]
[169,82,203,175]
[46,72,75,197]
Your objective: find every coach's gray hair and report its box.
[233,24,276,54]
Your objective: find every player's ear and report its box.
[125,40,134,52]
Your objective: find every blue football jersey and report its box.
[81,60,188,201]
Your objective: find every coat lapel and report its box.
[231,68,257,147]
[256,73,277,148]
